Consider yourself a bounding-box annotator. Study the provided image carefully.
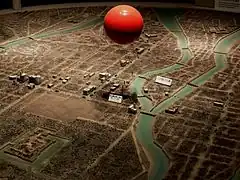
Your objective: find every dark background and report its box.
[0,0,12,9]
[22,0,195,7]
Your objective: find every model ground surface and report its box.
[0,6,239,180]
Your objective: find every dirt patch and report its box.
[22,92,103,121]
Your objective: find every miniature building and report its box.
[65,77,71,81]
[18,73,28,83]
[145,33,157,38]
[29,75,42,85]
[110,86,117,91]
[144,88,149,93]
[110,82,120,91]
[29,75,35,83]
[165,107,178,114]
[99,73,111,80]
[145,33,150,37]
[214,101,224,107]
[34,75,42,85]
[120,60,127,67]
[99,73,106,78]
[128,104,137,114]
[89,72,95,77]
[113,83,120,88]
[9,75,18,80]
[83,85,96,95]
[83,88,90,95]
[136,47,145,54]
[155,76,172,86]
[27,83,35,89]
[150,34,157,37]
[107,73,112,79]
[47,84,54,88]
[100,77,106,83]
[165,92,169,96]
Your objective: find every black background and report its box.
[22,0,195,7]
[0,0,12,9]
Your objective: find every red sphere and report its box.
[104,5,144,44]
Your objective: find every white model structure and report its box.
[128,104,137,114]
[108,94,123,104]
[155,76,172,86]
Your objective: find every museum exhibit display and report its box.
[0,0,239,180]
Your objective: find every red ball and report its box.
[104,5,144,44]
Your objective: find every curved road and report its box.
[0,8,239,180]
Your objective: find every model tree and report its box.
[131,91,138,103]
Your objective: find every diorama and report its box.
[0,0,239,180]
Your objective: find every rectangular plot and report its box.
[23,92,105,121]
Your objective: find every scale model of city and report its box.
[0,5,239,180]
